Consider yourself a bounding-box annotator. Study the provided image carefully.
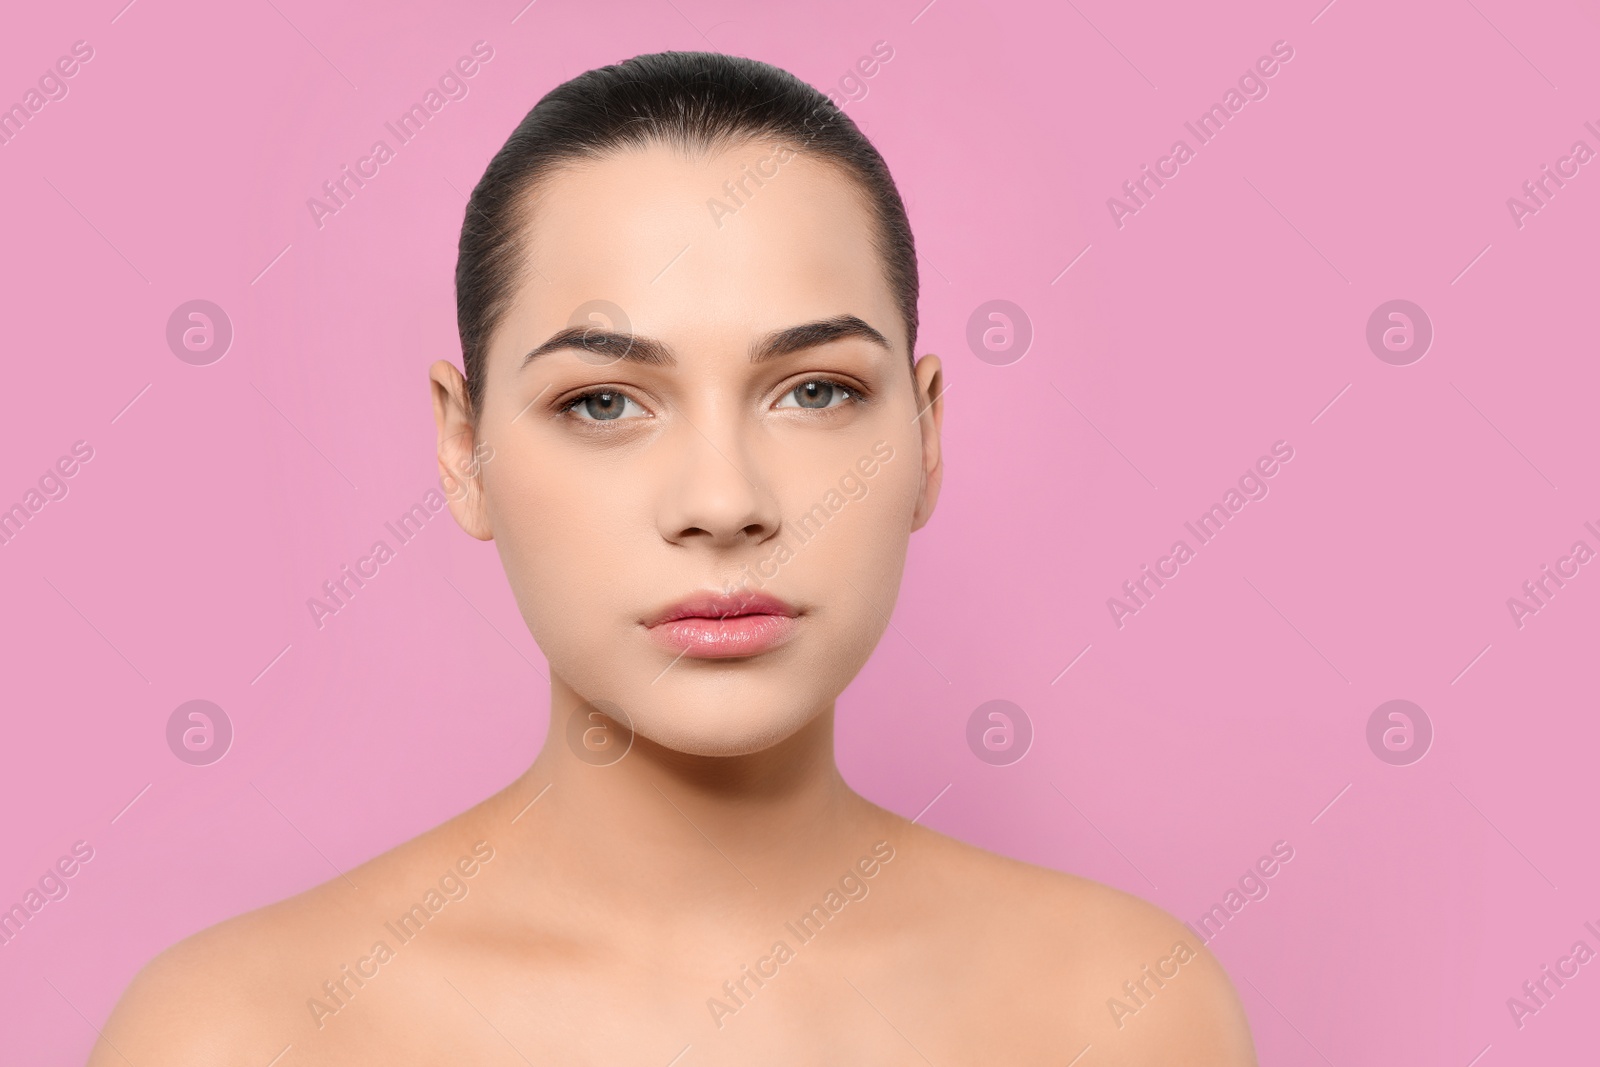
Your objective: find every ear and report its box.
[910,353,944,532]
[429,360,493,541]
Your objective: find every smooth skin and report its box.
[91,140,1256,1065]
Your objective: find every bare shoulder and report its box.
[886,816,1258,1066]
[90,890,324,1066]
[91,801,507,1067]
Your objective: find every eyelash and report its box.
[556,378,869,424]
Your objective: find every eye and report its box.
[559,389,649,423]
[774,379,860,411]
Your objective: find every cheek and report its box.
[849,489,913,623]
[782,446,917,643]
[483,445,640,652]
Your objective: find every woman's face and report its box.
[432,139,943,757]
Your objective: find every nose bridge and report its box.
[656,394,779,547]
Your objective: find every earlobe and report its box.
[910,354,945,532]
[428,360,494,541]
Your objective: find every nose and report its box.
[654,405,782,550]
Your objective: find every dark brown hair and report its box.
[455,50,919,416]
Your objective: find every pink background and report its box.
[2,0,1596,1061]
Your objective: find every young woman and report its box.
[95,51,1256,1065]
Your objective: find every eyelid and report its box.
[772,376,869,409]
[557,387,652,422]
[554,374,869,424]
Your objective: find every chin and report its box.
[630,698,821,758]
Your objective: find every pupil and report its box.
[797,382,834,409]
[585,393,625,420]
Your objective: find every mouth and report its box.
[642,590,800,659]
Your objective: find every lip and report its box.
[643,590,800,659]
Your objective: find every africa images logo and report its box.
[1106,441,1295,628]
[306,41,494,230]
[1106,39,1296,229]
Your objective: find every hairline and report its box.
[467,135,918,421]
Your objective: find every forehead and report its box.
[505,140,902,356]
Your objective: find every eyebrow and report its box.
[518,314,892,370]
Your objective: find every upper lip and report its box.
[643,590,798,627]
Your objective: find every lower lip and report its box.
[646,614,798,658]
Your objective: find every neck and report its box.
[494,678,886,916]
